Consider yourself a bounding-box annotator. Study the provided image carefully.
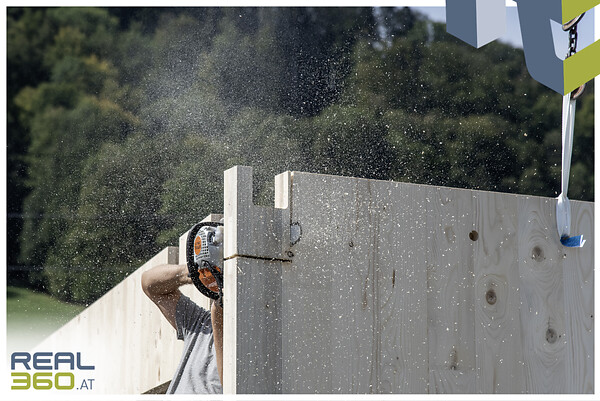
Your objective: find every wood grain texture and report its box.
[229,168,592,394]
[426,186,477,393]
[222,257,237,394]
[472,191,526,393]
[230,257,283,394]
[563,200,594,393]
[33,246,183,394]
[517,196,566,393]
[222,167,291,394]
[282,173,429,393]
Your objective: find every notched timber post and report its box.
[223,165,292,394]
[224,165,292,261]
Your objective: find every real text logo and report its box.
[10,352,96,391]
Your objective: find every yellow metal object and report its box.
[564,37,600,94]
[562,0,600,24]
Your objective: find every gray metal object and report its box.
[193,225,224,269]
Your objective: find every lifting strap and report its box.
[556,93,585,247]
[555,12,586,248]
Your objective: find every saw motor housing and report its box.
[186,222,224,303]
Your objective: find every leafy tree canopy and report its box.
[7,7,594,303]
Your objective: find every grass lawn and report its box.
[6,286,86,355]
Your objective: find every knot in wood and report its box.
[485,289,497,305]
[546,328,557,344]
[531,246,544,262]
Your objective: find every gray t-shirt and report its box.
[166,294,223,394]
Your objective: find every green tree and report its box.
[307,104,393,180]
[223,107,309,204]
[8,6,593,305]
[15,7,138,281]
[8,8,54,285]
[157,135,229,247]
[44,133,166,302]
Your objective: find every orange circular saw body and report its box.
[198,265,221,293]
[193,230,222,294]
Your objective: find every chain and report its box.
[567,25,578,57]
[563,12,585,98]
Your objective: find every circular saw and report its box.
[186,221,224,306]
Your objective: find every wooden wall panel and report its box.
[281,174,429,394]
[223,167,593,394]
[563,200,594,393]
[31,167,593,394]
[472,191,526,393]
[33,246,189,394]
[426,186,477,393]
[517,196,566,393]
[222,167,291,394]
[225,257,283,394]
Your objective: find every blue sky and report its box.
[413,6,595,57]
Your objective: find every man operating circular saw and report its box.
[141,221,224,394]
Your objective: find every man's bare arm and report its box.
[141,264,192,330]
[211,302,223,385]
